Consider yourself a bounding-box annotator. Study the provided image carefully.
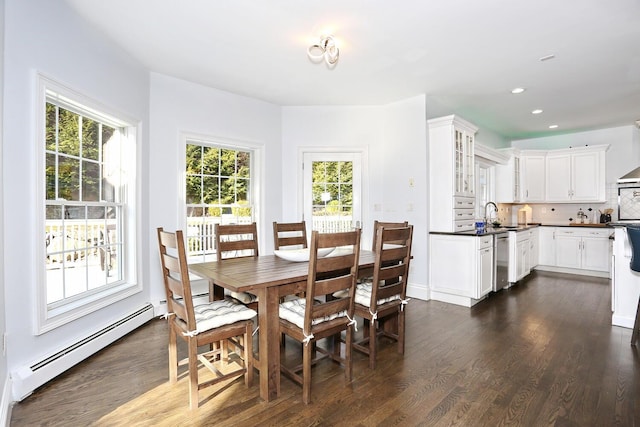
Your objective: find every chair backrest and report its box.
[369,225,413,311]
[372,220,409,251]
[628,226,640,272]
[304,229,361,333]
[157,227,197,330]
[215,222,259,261]
[273,221,308,250]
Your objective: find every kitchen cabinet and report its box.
[611,226,640,328]
[509,229,531,283]
[555,228,611,272]
[529,228,539,269]
[429,233,493,307]
[428,115,478,232]
[521,153,546,202]
[495,148,521,203]
[538,227,557,266]
[545,145,607,202]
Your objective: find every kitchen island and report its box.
[611,224,640,328]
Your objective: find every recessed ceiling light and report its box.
[511,87,526,94]
[540,54,555,62]
[549,124,559,129]
[531,109,543,114]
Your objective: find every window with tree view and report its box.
[185,142,253,260]
[45,99,126,309]
[312,160,353,232]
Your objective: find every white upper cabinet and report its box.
[545,145,607,202]
[428,115,478,232]
[495,148,521,203]
[521,153,546,202]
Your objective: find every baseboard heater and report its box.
[12,303,155,401]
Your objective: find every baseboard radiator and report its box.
[11,303,155,401]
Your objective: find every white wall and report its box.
[148,73,283,304]
[3,0,149,398]
[0,0,8,422]
[281,95,429,298]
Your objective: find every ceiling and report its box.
[64,0,640,140]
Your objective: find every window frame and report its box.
[181,133,263,264]
[35,74,141,334]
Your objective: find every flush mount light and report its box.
[308,35,339,66]
[531,109,543,114]
[540,54,555,62]
[549,124,559,129]
[511,87,526,94]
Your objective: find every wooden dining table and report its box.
[189,248,376,402]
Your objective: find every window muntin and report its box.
[185,142,254,262]
[311,160,354,233]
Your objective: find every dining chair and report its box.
[371,220,409,251]
[352,224,413,369]
[278,229,361,404]
[273,221,308,250]
[215,222,259,308]
[157,227,256,410]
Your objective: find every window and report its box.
[38,76,139,332]
[185,139,255,262]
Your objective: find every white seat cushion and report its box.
[228,291,259,305]
[279,298,346,330]
[190,298,257,335]
[353,281,400,308]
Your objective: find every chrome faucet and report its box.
[484,201,498,225]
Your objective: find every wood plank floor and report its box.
[10,271,640,426]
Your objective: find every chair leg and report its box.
[632,297,640,346]
[244,323,254,387]
[188,338,199,410]
[302,341,313,404]
[169,327,178,383]
[369,317,377,369]
[345,324,353,382]
[398,311,406,355]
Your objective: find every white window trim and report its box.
[179,132,265,256]
[35,73,142,335]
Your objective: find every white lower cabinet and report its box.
[537,226,611,275]
[429,233,494,307]
[555,228,611,272]
[509,230,530,283]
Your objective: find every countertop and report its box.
[429,222,617,237]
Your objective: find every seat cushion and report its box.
[353,281,400,308]
[279,298,346,330]
[190,298,257,335]
[228,291,259,305]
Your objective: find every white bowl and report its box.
[274,247,335,262]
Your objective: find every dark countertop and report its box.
[429,222,619,237]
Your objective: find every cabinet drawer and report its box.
[454,220,475,232]
[557,228,611,238]
[453,196,475,209]
[478,235,493,249]
[453,208,475,221]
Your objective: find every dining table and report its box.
[189,248,376,402]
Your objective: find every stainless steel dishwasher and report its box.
[494,232,509,291]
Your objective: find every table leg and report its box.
[209,281,225,302]
[257,287,280,401]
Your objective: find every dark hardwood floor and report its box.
[10,271,640,426]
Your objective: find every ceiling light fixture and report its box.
[308,35,339,66]
[511,87,526,94]
[549,124,559,129]
[532,109,543,114]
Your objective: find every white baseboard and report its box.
[407,282,429,301]
[612,314,634,329]
[1,376,11,427]
[430,290,485,307]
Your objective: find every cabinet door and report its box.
[582,235,611,272]
[477,246,493,298]
[546,154,571,201]
[572,152,600,201]
[529,229,539,269]
[556,233,582,269]
[538,227,556,266]
[454,129,474,197]
[516,240,530,280]
[522,156,546,201]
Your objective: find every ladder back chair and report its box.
[353,224,413,369]
[371,220,409,251]
[278,229,361,404]
[214,222,259,308]
[157,227,256,409]
[273,221,308,250]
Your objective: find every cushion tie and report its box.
[400,298,410,311]
[161,312,174,320]
[347,314,358,332]
[252,325,260,336]
[183,330,198,337]
[369,309,378,321]
[302,331,314,346]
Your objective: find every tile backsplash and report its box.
[496,183,619,225]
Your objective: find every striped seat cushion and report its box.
[279,298,346,330]
[229,291,259,305]
[353,281,400,308]
[190,298,257,335]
